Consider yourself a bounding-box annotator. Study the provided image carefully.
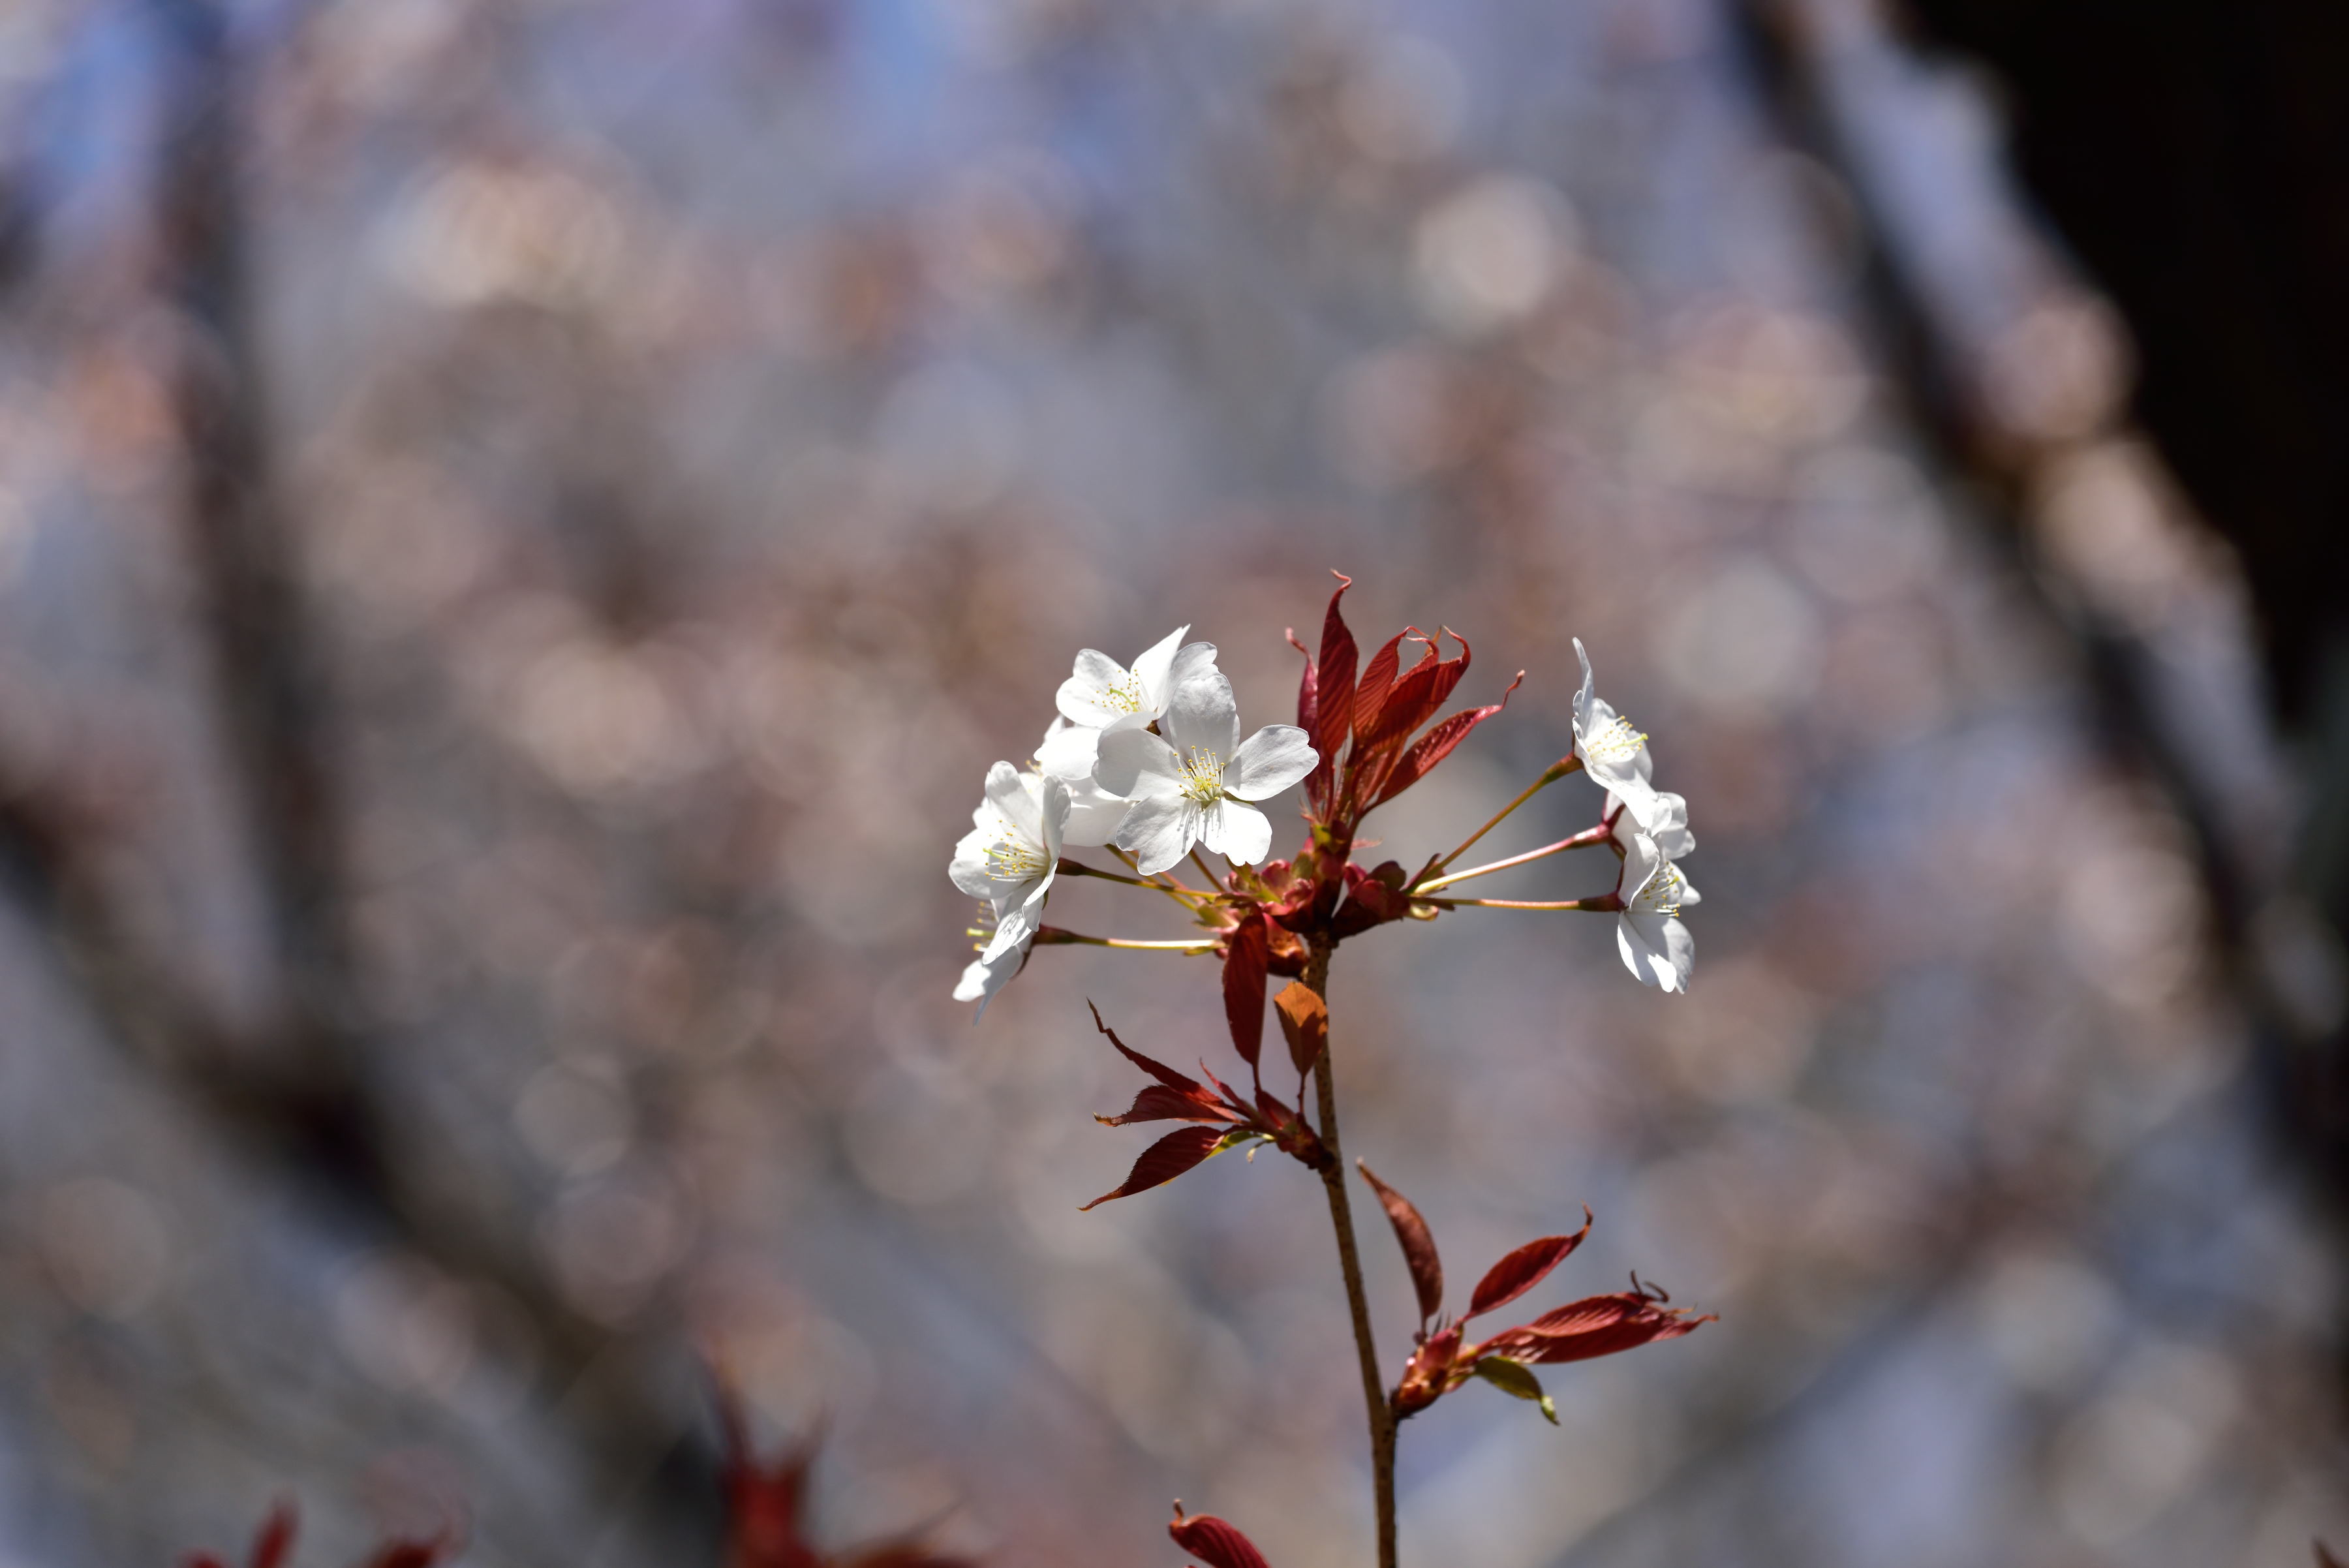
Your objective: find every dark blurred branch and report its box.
[1719,0,2346,1188]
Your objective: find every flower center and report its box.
[1630,857,1687,917]
[1583,713,1646,765]
[1098,670,1148,715]
[1178,746,1225,806]
[985,830,1047,882]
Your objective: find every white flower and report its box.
[1616,831,1699,993]
[1056,625,1204,733]
[1573,638,1659,831]
[948,761,1069,964]
[1096,664,1317,874]
[1034,718,1134,848]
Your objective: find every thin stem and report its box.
[1056,857,1214,902]
[1415,822,1614,892]
[1111,844,1199,893]
[1188,846,1229,893]
[1032,929,1221,951]
[1414,893,1622,912]
[1426,757,1580,877]
[1303,937,1398,1568]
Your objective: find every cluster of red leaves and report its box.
[1257,573,1521,940]
[1082,979,1329,1209]
[1168,1506,1272,1568]
[719,1388,980,1568]
[1358,1164,1712,1422]
[182,1505,452,1568]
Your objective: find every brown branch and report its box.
[1304,935,1399,1568]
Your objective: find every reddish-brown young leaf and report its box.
[360,1541,455,1568]
[1080,1126,1228,1210]
[1310,574,1358,790]
[1361,635,1445,748]
[1221,914,1270,1071]
[1169,1510,1273,1568]
[1350,630,1409,745]
[1466,1211,1591,1321]
[1098,1084,1241,1126]
[253,1507,297,1568]
[2315,1541,2346,1568]
[1484,1293,1713,1365]
[1356,1161,1443,1329]
[1088,1002,1208,1096]
[1272,981,1328,1080]
[1370,673,1523,809]
[1285,628,1317,737]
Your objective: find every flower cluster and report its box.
[948,625,1315,1010]
[947,576,1704,1011]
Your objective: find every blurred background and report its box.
[1,0,2346,1563]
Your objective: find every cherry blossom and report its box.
[948,761,1069,964]
[1096,664,1316,874]
[1573,638,1659,831]
[1054,624,1206,733]
[1616,830,1698,992]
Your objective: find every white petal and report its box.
[1224,725,1317,801]
[1163,664,1241,763]
[985,883,1047,960]
[1059,778,1131,847]
[983,761,1044,844]
[1201,799,1272,865]
[1036,718,1100,780]
[1619,831,1661,902]
[1589,759,1658,829]
[1573,637,1597,732]
[1037,775,1069,859]
[1649,792,1695,861]
[1057,648,1133,728]
[1094,728,1184,799]
[949,825,1002,900]
[1115,795,1199,875]
[1129,625,1193,713]
[955,942,1026,1016]
[1617,911,1694,992]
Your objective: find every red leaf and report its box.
[360,1541,455,1568]
[1467,1212,1591,1321]
[1365,635,1447,748]
[1350,631,1409,746]
[1169,1511,1273,1568]
[1088,1002,1207,1096]
[1099,1084,1240,1126]
[1310,574,1357,798]
[1285,629,1317,738]
[252,1507,297,1568]
[1356,1161,1443,1329]
[1080,1126,1227,1209]
[1221,914,1270,1071]
[1370,671,1523,809]
[1272,981,1327,1080]
[1484,1293,1713,1365]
